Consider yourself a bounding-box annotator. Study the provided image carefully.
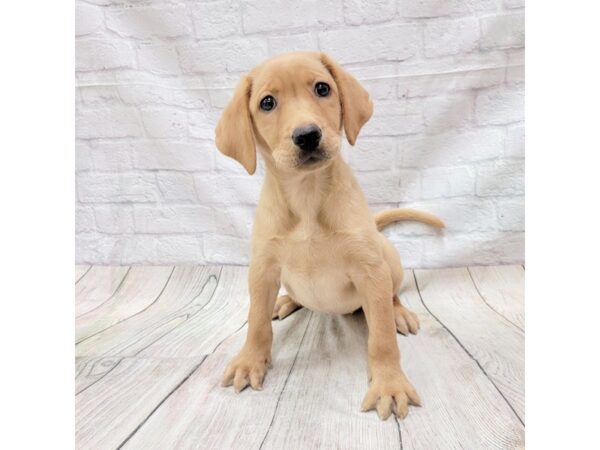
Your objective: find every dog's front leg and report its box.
[351,263,421,420]
[222,261,280,392]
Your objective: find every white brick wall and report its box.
[75,0,525,268]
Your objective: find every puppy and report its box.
[215,52,444,420]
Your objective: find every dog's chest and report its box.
[279,224,361,315]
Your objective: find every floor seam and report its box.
[258,311,313,450]
[466,267,524,333]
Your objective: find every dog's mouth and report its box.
[297,148,330,167]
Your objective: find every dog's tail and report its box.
[374,208,445,231]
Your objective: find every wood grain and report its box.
[75,266,221,357]
[75,266,173,343]
[75,266,130,317]
[468,265,525,330]
[414,268,525,423]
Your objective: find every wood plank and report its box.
[75,265,223,358]
[76,357,201,450]
[121,309,312,449]
[75,266,130,317]
[75,265,91,283]
[261,311,402,449]
[468,265,525,330]
[414,268,525,423]
[75,266,173,343]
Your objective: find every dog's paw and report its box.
[361,370,421,420]
[221,348,271,393]
[272,294,302,320]
[394,301,420,335]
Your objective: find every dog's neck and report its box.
[263,157,348,232]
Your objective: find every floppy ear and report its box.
[215,75,256,175]
[319,53,373,145]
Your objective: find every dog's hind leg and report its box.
[393,294,420,335]
[272,294,302,320]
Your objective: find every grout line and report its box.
[466,267,524,333]
[75,266,132,319]
[258,311,314,450]
[76,266,175,345]
[412,271,525,427]
[75,265,93,285]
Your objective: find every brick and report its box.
[504,0,525,8]
[195,174,262,205]
[76,141,93,171]
[400,129,505,167]
[496,198,524,231]
[480,13,525,50]
[188,109,221,140]
[476,85,524,125]
[92,142,134,171]
[347,138,397,171]
[424,18,479,57]
[419,231,523,267]
[157,172,198,202]
[105,5,192,39]
[213,206,255,238]
[384,236,423,269]
[118,84,210,110]
[268,33,317,56]
[398,68,505,98]
[356,170,421,203]
[131,141,214,171]
[94,205,135,233]
[78,86,121,106]
[192,1,241,39]
[361,100,423,137]
[506,124,525,158]
[76,39,135,71]
[155,235,204,264]
[476,161,524,197]
[349,64,398,100]
[241,0,343,33]
[75,3,104,36]
[77,172,159,203]
[412,198,497,232]
[178,38,268,73]
[141,107,187,138]
[343,0,396,25]
[76,106,143,139]
[397,0,496,18]
[204,235,250,265]
[136,44,181,75]
[319,23,420,64]
[134,205,214,233]
[421,166,475,199]
[76,206,95,233]
[423,92,474,133]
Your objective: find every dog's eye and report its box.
[260,95,276,111]
[315,82,330,97]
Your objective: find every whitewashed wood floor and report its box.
[75,265,525,450]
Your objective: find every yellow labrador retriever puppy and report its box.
[215,52,444,420]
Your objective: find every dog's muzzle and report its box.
[293,124,328,165]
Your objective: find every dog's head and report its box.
[215,52,373,174]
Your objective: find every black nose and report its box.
[292,124,322,152]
